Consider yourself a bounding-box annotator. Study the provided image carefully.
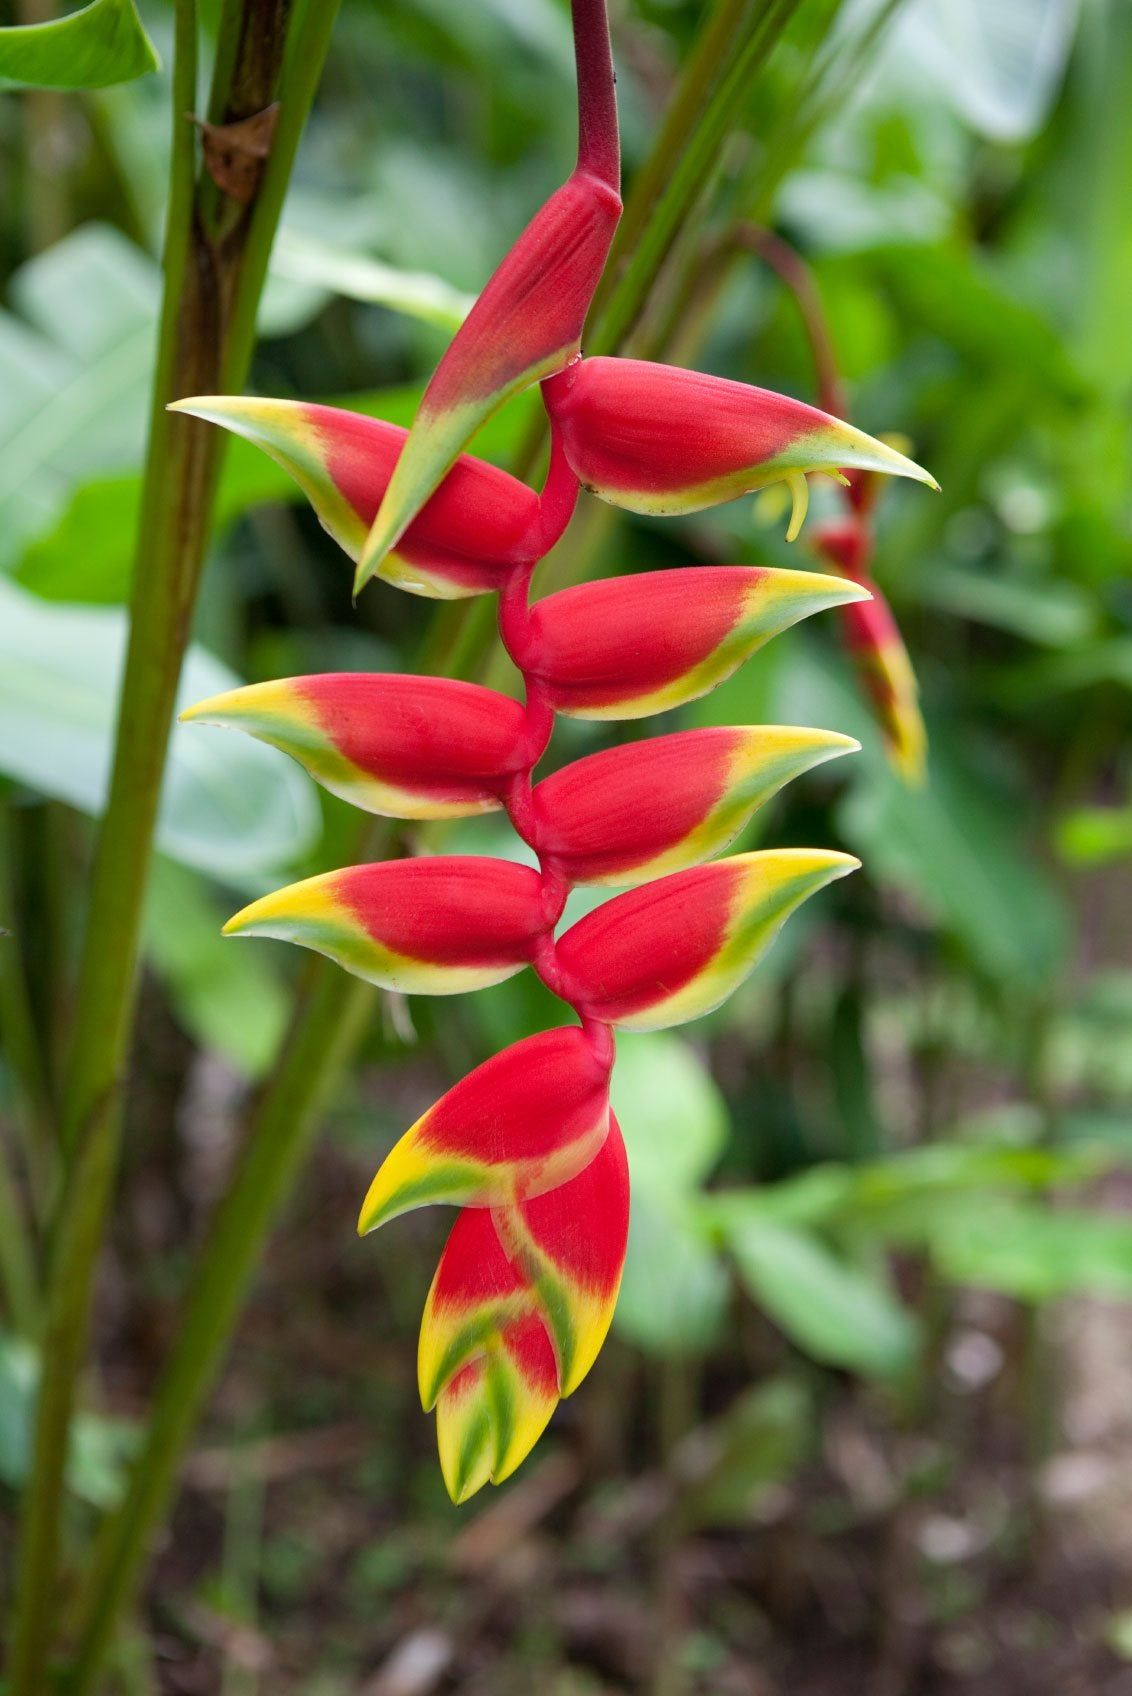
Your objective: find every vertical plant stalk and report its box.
[588,0,753,320]
[590,0,803,355]
[0,802,55,1212]
[7,1,340,1687]
[69,959,374,1694]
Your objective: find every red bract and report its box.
[223,858,550,994]
[811,504,927,784]
[355,0,621,591]
[555,850,858,1029]
[181,674,530,817]
[542,355,936,537]
[357,1026,614,1233]
[182,0,938,1501]
[521,566,868,718]
[420,1121,629,1500]
[531,727,857,885]
[168,397,541,599]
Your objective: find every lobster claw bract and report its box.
[358,1026,614,1231]
[557,849,859,1030]
[168,396,540,599]
[532,726,858,886]
[356,170,621,593]
[181,674,530,820]
[222,858,548,995]
[421,1120,629,1502]
[522,566,869,720]
[542,356,937,538]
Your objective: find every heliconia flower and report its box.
[531,726,858,885]
[354,0,622,593]
[179,673,529,819]
[222,857,549,994]
[434,1311,560,1505]
[813,516,927,785]
[541,357,937,539]
[555,849,858,1030]
[520,566,869,719]
[839,588,927,786]
[419,1120,629,1501]
[167,396,541,599]
[358,1025,614,1232]
[355,175,621,594]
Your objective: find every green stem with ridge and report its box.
[7,0,340,1685]
[68,954,375,1694]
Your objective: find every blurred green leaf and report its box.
[919,566,1097,647]
[611,1033,729,1197]
[611,1034,733,1353]
[0,224,156,564]
[269,232,474,331]
[615,1187,730,1357]
[0,579,319,880]
[144,861,290,1079]
[1055,804,1132,866]
[839,738,1069,985]
[0,1332,135,1506]
[726,1215,919,1378]
[875,243,1082,396]
[893,0,1078,143]
[0,0,158,90]
[677,1377,813,1526]
[931,1199,1132,1300]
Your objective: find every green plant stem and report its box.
[0,1138,39,1335]
[7,0,340,1684]
[0,801,56,1210]
[69,960,374,1694]
[591,0,803,355]
[588,0,754,323]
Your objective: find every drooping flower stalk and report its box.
[181,0,937,1501]
[740,224,929,781]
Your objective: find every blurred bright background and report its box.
[2,0,1132,1691]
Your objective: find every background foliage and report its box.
[1,0,1131,1691]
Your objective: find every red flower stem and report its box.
[571,0,620,192]
[493,422,613,1062]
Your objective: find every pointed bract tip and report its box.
[166,395,226,423]
[176,685,250,728]
[772,567,871,610]
[844,424,938,492]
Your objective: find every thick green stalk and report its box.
[0,1140,38,1335]
[591,0,803,355]
[69,959,374,1694]
[588,0,754,323]
[6,6,200,1680]
[7,0,337,1684]
[0,800,56,1210]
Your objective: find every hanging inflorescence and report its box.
[178,0,935,1501]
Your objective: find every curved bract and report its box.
[181,674,529,818]
[543,355,937,533]
[524,567,868,719]
[181,0,936,1501]
[168,397,541,599]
